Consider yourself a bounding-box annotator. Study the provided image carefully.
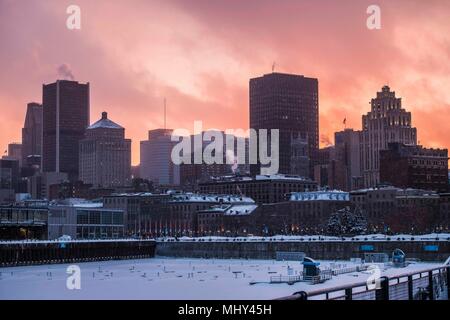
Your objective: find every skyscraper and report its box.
[249,72,319,176]
[361,86,417,187]
[140,129,180,186]
[333,129,362,191]
[42,80,90,181]
[21,102,43,169]
[79,112,131,188]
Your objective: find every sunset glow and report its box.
[1,0,449,165]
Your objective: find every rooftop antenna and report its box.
[272,61,276,73]
[164,97,167,129]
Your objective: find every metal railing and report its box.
[276,266,449,300]
[332,265,369,276]
[270,269,333,285]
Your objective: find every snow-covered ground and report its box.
[0,258,443,300]
[1,233,448,245]
[161,233,450,242]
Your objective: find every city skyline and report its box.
[1,0,450,166]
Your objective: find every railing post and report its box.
[376,276,389,300]
[428,271,434,300]
[408,275,414,300]
[293,291,308,300]
[345,288,352,300]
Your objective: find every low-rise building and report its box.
[103,193,171,237]
[197,202,258,236]
[0,159,20,204]
[350,187,445,234]
[48,199,124,239]
[350,187,398,233]
[288,190,350,234]
[0,204,48,240]
[197,190,350,236]
[199,174,317,204]
[380,142,449,192]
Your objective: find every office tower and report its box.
[140,129,180,186]
[21,102,43,169]
[42,80,90,181]
[79,112,132,188]
[249,72,318,176]
[333,129,362,191]
[360,86,417,187]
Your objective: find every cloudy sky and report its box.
[1,0,449,164]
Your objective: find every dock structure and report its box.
[0,239,156,267]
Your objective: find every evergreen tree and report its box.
[327,206,367,236]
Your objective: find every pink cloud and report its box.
[0,0,449,165]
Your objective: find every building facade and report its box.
[21,102,43,169]
[0,159,20,203]
[194,190,349,236]
[360,86,417,188]
[249,72,319,176]
[28,171,68,200]
[103,193,171,236]
[333,129,362,191]
[0,204,48,240]
[48,200,124,239]
[5,143,23,168]
[350,187,444,234]
[179,132,249,187]
[313,146,333,188]
[79,112,131,188]
[197,202,258,236]
[198,174,317,204]
[42,80,90,181]
[380,142,449,192]
[140,129,180,186]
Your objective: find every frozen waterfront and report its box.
[0,257,442,300]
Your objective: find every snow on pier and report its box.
[0,257,442,300]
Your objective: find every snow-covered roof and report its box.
[290,191,349,201]
[209,174,314,183]
[350,187,440,198]
[108,192,161,197]
[49,198,103,208]
[170,193,255,204]
[254,174,310,181]
[350,186,400,193]
[224,204,258,216]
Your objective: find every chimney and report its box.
[102,111,107,120]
